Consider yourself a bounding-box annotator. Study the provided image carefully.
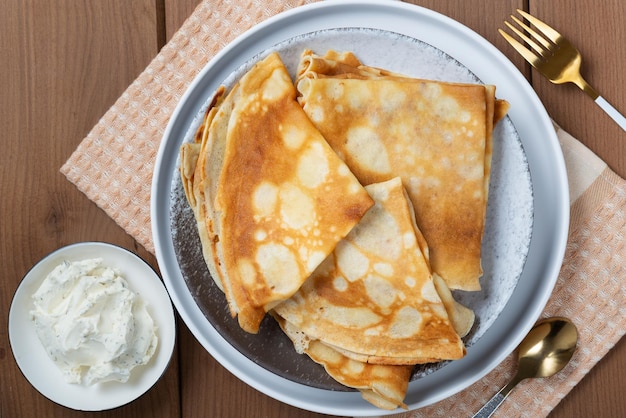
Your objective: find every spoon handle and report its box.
[472,378,520,418]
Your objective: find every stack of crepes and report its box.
[179,50,508,410]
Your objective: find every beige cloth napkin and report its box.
[60,1,626,416]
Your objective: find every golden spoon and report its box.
[473,317,578,417]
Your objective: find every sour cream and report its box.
[30,258,158,385]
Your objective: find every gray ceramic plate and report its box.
[152,1,569,415]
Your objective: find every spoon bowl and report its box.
[473,317,578,417]
[517,317,578,378]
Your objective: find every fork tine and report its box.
[517,9,563,44]
[504,20,545,55]
[498,28,541,66]
[509,16,552,50]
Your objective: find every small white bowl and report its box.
[8,242,176,411]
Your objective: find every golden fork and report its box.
[499,9,626,131]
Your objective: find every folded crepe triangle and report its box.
[180,52,374,333]
[295,49,509,291]
[274,177,467,365]
[273,177,473,409]
[274,313,413,410]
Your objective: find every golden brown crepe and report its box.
[432,273,475,338]
[180,87,230,293]
[295,50,509,291]
[274,313,412,410]
[180,52,374,333]
[274,178,466,365]
[179,48,499,411]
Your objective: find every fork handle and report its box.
[595,96,626,131]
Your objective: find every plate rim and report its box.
[8,241,177,411]
[151,0,569,415]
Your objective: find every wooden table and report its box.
[2,1,624,417]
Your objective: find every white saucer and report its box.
[9,242,176,411]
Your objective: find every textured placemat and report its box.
[60,1,626,417]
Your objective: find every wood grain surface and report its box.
[2,1,624,417]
